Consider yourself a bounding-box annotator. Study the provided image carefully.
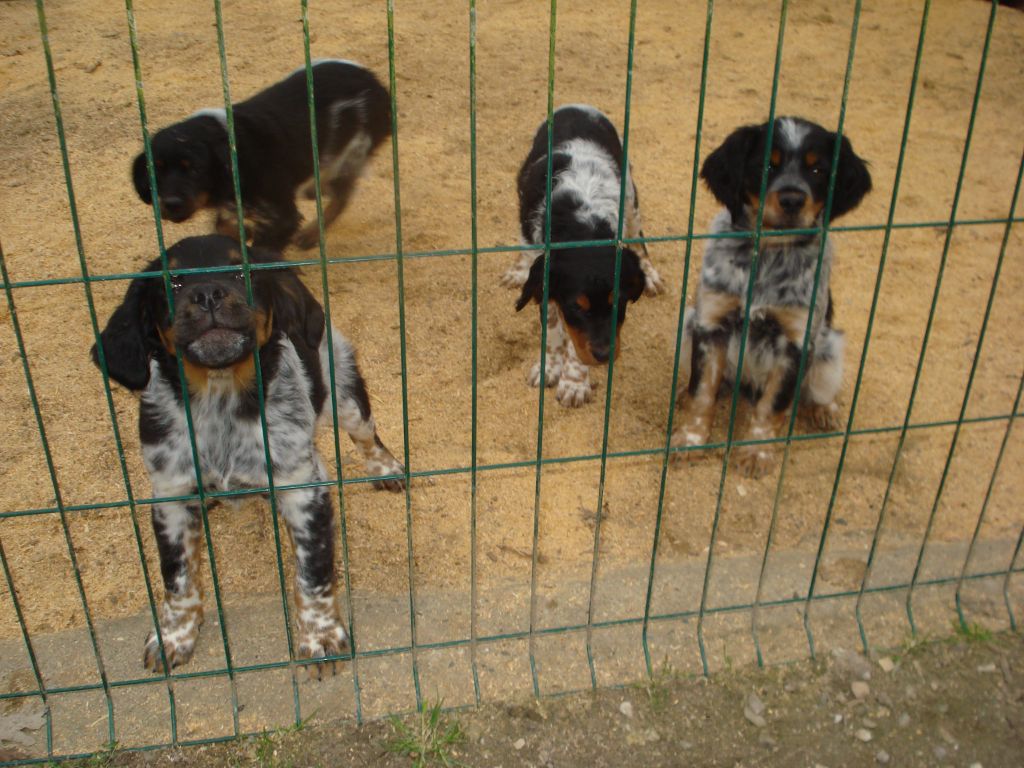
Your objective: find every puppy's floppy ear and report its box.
[131,153,152,204]
[515,255,550,311]
[91,268,160,390]
[618,249,646,303]
[265,263,326,351]
[828,134,872,220]
[700,124,763,222]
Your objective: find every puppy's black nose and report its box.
[777,189,807,215]
[591,346,610,364]
[189,285,226,312]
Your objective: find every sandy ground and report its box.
[1,0,1023,680]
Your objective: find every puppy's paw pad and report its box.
[499,266,529,289]
[643,270,666,297]
[735,446,775,479]
[143,630,196,674]
[368,461,406,492]
[294,225,322,251]
[528,362,560,388]
[556,378,593,408]
[806,402,843,432]
[298,625,349,681]
[669,427,709,465]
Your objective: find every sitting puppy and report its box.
[92,235,404,673]
[132,59,391,251]
[503,104,663,407]
[673,117,871,477]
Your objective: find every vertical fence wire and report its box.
[694,0,789,676]
[527,0,559,700]
[947,148,1023,628]
[298,0,366,724]
[751,0,862,667]
[856,0,999,644]
[210,0,305,722]
[584,0,640,691]
[2,1,119,747]
[1004,513,1024,632]
[467,0,482,706]
[0,387,52,756]
[34,0,180,743]
[641,0,715,678]
[956,365,1024,628]
[124,0,242,734]
[803,0,932,657]
[384,0,422,708]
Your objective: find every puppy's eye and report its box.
[155,160,165,171]
[170,278,184,292]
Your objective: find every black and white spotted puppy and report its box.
[674,116,872,477]
[502,104,664,408]
[132,59,391,251]
[92,235,404,674]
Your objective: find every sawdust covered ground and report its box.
[0,0,1023,656]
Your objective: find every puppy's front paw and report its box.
[670,423,709,464]
[528,361,561,388]
[298,621,349,681]
[499,265,530,290]
[556,377,594,408]
[143,624,200,673]
[735,444,776,479]
[294,223,322,251]
[806,401,843,432]
[367,456,406,492]
[643,268,665,297]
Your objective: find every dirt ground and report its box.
[5,630,1022,767]
[1,0,1023,718]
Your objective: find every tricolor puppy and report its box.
[132,60,390,251]
[503,104,663,407]
[92,235,404,674]
[674,117,871,477]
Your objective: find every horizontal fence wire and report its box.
[2,0,1022,764]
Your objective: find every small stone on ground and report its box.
[855,728,873,742]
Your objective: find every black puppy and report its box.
[504,104,662,407]
[132,59,391,250]
[673,117,872,477]
[91,235,404,673]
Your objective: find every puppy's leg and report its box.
[324,332,405,491]
[144,498,205,672]
[803,326,845,431]
[295,132,373,250]
[253,198,303,251]
[624,178,663,297]
[671,292,739,460]
[734,354,794,479]
[528,300,566,389]
[277,462,348,679]
[500,247,541,290]
[556,326,594,407]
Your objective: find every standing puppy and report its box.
[132,60,391,251]
[503,104,663,407]
[673,117,871,477]
[92,235,404,673]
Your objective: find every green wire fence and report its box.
[1,0,1023,763]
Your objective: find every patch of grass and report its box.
[69,742,119,768]
[952,619,992,644]
[635,657,677,714]
[386,700,466,768]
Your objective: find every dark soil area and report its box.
[24,630,1022,768]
